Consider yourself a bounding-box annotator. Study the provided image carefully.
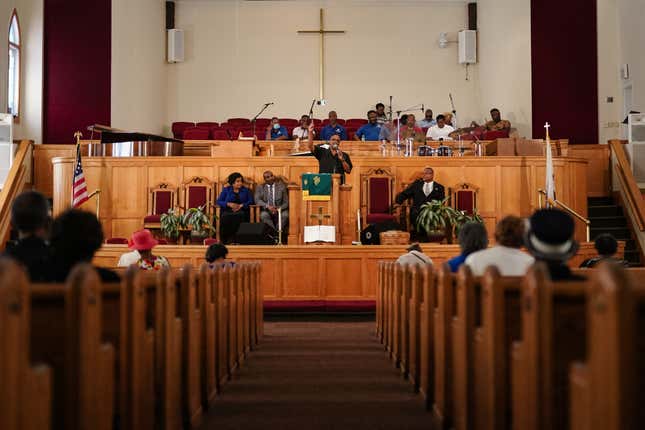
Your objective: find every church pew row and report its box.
[0,260,262,430]
[376,261,645,430]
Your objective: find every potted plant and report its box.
[160,208,184,244]
[453,210,484,238]
[182,205,215,244]
[415,197,460,243]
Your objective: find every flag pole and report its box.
[544,122,555,208]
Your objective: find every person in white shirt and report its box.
[396,243,433,266]
[426,114,455,141]
[117,249,140,267]
[465,215,534,276]
[292,114,313,139]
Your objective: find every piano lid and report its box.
[87,124,183,143]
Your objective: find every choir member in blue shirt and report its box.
[265,117,289,140]
[354,110,382,141]
[320,111,348,141]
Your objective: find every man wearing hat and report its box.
[396,243,433,266]
[525,209,584,280]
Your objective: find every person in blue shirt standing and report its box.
[320,111,347,141]
[265,117,289,140]
[354,110,382,141]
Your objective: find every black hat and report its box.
[525,209,579,261]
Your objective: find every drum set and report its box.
[417,145,456,157]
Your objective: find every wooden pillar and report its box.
[287,183,301,245]
[52,156,75,216]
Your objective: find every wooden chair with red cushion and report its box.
[105,237,128,244]
[144,182,178,230]
[214,177,259,241]
[360,168,398,228]
[449,182,479,215]
[182,176,215,214]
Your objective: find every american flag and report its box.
[72,144,89,207]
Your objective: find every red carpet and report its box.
[264,300,376,313]
[197,321,432,429]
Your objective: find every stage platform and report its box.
[94,242,612,302]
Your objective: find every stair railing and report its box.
[608,139,645,231]
[537,189,591,242]
[0,140,34,249]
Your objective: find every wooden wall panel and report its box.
[148,166,181,189]
[282,259,319,298]
[568,144,610,197]
[33,145,75,197]
[111,166,147,218]
[111,219,142,239]
[325,259,362,297]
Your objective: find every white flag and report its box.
[544,123,555,205]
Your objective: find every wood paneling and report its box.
[33,145,75,197]
[325,259,363,297]
[568,144,610,197]
[282,258,319,298]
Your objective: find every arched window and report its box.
[8,10,20,121]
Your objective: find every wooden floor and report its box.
[197,320,432,430]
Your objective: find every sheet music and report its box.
[304,225,336,243]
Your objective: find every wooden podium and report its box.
[287,174,354,245]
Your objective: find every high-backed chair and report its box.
[181,176,215,214]
[144,182,178,230]
[360,168,398,227]
[214,177,258,241]
[196,121,218,128]
[449,182,478,215]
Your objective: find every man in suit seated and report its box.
[395,167,445,237]
[254,170,289,233]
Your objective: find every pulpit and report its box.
[287,173,353,245]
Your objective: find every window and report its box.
[8,10,20,121]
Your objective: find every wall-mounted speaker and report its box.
[458,30,477,64]
[167,29,184,63]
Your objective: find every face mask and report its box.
[273,123,280,130]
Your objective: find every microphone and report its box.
[265,102,274,106]
[421,104,425,113]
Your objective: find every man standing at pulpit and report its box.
[306,123,353,184]
[395,167,445,234]
[255,170,289,232]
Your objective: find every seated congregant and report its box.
[465,215,534,276]
[396,243,433,266]
[320,111,347,141]
[354,110,383,141]
[447,222,488,273]
[375,102,388,124]
[400,114,425,142]
[205,243,234,268]
[50,209,120,283]
[265,117,289,140]
[417,109,437,128]
[471,108,511,133]
[395,167,445,236]
[306,123,353,184]
[579,233,629,268]
[128,229,170,271]
[426,114,455,141]
[217,172,254,244]
[255,170,289,232]
[3,191,53,281]
[292,114,313,140]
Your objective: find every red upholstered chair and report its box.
[346,118,368,128]
[197,121,218,128]
[157,238,168,245]
[361,168,397,228]
[482,130,510,140]
[182,176,215,214]
[322,118,346,126]
[227,118,251,127]
[183,127,211,140]
[105,237,128,244]
[211,129,231,140]
[311,118,322,126]
[346,127,357,140]
[171,122,195,139]
[203,238,219,246]
[280,119,299,128]
[144,182,178,229]
[449,183,479,216]
[237,128,255,138]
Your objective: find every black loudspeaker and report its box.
[468,3,477,31]
[166,1,175,30]
[361,220,402,245]
[235,222,275,245]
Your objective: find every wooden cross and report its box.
[297,8,346,101]
[310,206,331,226]
[544,122,551,140]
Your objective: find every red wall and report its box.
[531,0,598,144]
[43,0,111,144]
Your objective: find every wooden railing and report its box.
[537,189,591,241]
[609,139,645,231]
[0,140,34,249]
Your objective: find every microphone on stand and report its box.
[421,104,425,113]
[265,102,274,106]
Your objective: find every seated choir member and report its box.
[378,115,406,142]
[447,222,488,273]
[417,109,437,128]
[306,123,353,185]
[49,209,120,283]
[375,102,389,124]
[525,209,585,281]
[465,215,534,276]
[205,243,234,268]
[292,114,313,139]
[217,172,254,244]
[400,113,425,142]
[320,111,347,141]
[265,117,289,140]
[470,108,512,132]
[396,243,433,266]
[3,191,53,281]
[255,170,289,232]
[354,110,383,141]
[128,229,170,271]
[395,167,445,238]
[579,233,629,268]
[426,114,455,141]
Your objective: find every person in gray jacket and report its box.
[396,243,433,267]
[254,170,289,232]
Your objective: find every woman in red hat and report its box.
[129,229,170,270]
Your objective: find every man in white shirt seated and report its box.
[396,243,433,266]
[426,114,455,141]
[464,215,534,276]
[117,249,140,267]
[292,114,314,139]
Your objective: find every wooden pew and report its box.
[569,263,645,430]
[432,263,455,429]
[418,263,436,409]
[198,264,218,408]
[30,264,115,430]
[0,259,52,430]
[511,263,588,430]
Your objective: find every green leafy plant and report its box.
[453,210,484,238]
[160,208,185,240]
[415,197,461,239]
[182,205,215,237]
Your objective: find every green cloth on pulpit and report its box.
[302,173,331,201]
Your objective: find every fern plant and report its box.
[182,205,215,237]
[453,210,484,238]
[160,208,185,240]
[415,197,461,237]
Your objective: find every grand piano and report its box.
[84,124,184,157]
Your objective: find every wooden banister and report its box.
[608,140,645,231]
[0,140,34,249]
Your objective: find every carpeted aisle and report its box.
[198,320,432,430]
